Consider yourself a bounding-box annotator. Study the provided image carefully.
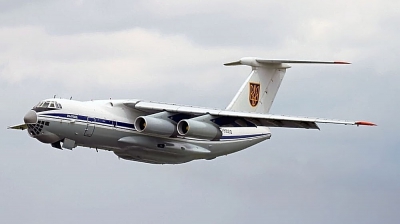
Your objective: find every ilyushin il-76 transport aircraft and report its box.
[9,57,375,164]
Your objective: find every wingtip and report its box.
[355,121,377,126]
[334,61,351,64]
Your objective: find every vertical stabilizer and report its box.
[225,58,288,113]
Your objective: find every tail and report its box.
[225,57,350,113]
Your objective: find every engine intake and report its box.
[134,116,176,137]
[177,119,222,140]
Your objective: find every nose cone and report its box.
[24,110,38,124]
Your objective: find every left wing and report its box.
[124,101,376,129]
[8,124,28,130]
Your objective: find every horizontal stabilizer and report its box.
[224,57,350,67]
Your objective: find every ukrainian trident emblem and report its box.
[249,82,260,107]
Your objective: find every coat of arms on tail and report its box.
[249,82,260,107]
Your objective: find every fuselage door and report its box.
[84,117,95,137]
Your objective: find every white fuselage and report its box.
[29,99,271,164]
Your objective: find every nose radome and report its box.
[24,110,38,124]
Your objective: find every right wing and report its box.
[125,101,376,129]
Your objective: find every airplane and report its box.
[8,57,375,164]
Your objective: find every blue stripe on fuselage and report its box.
[43,113,135,129]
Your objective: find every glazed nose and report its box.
[24,110,38,124]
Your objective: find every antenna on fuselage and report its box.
[109,98,114,106]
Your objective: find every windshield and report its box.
[33,100,62,112]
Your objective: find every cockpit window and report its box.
[33,100,63,112]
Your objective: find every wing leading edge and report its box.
[124,101,376,129]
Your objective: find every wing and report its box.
[124,101,376,129]
[8,124,28,130]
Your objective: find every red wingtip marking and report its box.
[334,61,351,64]
[355,121,377,126]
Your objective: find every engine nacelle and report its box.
[177,119,222,140]
[134,116,176,137]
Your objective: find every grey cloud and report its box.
[0,0,297,47]
[1,0,399,224]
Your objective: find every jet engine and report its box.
[177,119,222,140]
[134,116,176,137]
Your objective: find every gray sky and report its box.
[1,0,399,223]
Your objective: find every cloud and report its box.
[0,26,243,93]
[1,1,399,224]
[3,0,399,48]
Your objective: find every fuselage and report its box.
[26,98,271,164]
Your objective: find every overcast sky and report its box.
[1,0,399,223]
